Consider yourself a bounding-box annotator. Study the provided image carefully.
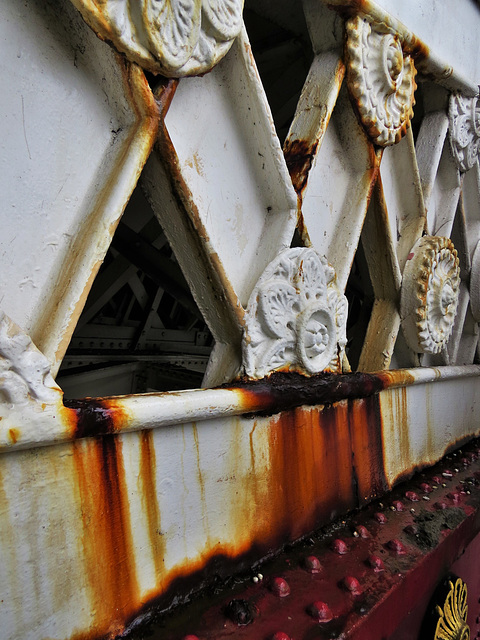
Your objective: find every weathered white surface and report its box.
[142,28,297,385]
[0,0,157,373]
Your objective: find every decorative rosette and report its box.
[449,93,480,172]
[242,248,348,379]
[400,237,460,354]
[69,0,244,77]
[345,15,417,146]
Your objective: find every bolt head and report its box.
[357,525,371,538]
[272,633,291,640]
[432,475,443,484]
[420,483,433,493]
[270,577,290,598]
[304,555,322,573]
[447,492,461,504]
[392,500,404,511]
[308,601,333,622]
[332,538,348,554]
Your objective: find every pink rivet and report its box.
[435,501,448,510]
[387,539,407,555]
[374,512,387,524]
[432,475,442,484]
[405,491,419,502]
[461,457,470,466]
[367,554,385,572]
[272,633,291,640]
[270,577,290,598]
[420,483,433,494]
[183,636,200,640]
[342,576,362,595]
[308,601,333,622]
[304,555,322,573]
[357,525,371,538]
[332,539,348,554]
[392,500,404,511]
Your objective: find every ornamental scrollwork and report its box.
[242,248,348,379]
[0,312,61,406]
[400,237,460,355]
[434,578,470,640]
[449,93,480,172]
[345,15,417,146]
[69,0,244,77]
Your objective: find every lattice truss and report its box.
[11,0,480,390]
[115,0,480,386]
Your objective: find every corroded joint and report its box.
[345,15,417,146]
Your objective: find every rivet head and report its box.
[392,500,404,511]
[404,524,418,535]
[447,492,461,504]
[367,554,385,572]
[270,577,291,598]
[272,633,291,640]
[387,539,407,555]
[357,525,371,538]
[183,636,200,640]
[420,482,433,493]
[332,538,348,554]
[342,576,362,595]
[435,501,448,510]
[374,512,387,524]
[304,555,322,573]
[224,599,255,626]
[432,475,443,484]
[405,491,419,502]
[308,601,333,622]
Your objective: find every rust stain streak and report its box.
[73,436,140,638]
[139,430,165,585]
[192,423,209,540]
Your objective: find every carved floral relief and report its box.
[69,0,244,76]
[242,248,348,379]
[345,15,417,146]
[449,93,480,172]
[400,237,460,355]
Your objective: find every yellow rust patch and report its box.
[7,428,20,445]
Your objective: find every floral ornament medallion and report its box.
[434,578,470,640]
[242,248,348,379]
[345,15,417,146]
[400,237,460,354]
[69,0,244,77]
[449,93,480,172]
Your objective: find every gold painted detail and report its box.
[435,578,470,640]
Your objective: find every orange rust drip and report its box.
[73,436,140,639]
[266,404,356,543]
[348,396,388,503]
[139,430,166,584]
